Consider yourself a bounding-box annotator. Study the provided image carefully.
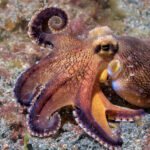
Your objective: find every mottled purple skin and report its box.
[14,7,145,149]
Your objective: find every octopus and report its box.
[14,7,148,149]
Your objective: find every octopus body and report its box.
[107,37,150,108]
[14,7,145,149]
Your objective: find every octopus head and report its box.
[89,26,118,57]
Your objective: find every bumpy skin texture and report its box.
[14,7,145,149]
[108,37,150,108]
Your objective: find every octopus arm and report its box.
[72,60,123,148]
[27,73,74,137]
[14,51,69,106]
[74,87,123,148]
[97,90,145,122]
[73,60,145,148]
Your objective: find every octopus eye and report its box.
[94,44,110,53]
[94,43,118,56]
[101,44,110,51]
[95,44,110,53]
[94,44,117,53]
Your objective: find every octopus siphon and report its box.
[14,7,149,149]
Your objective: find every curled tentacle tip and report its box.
[28,7,68,47]
[27,112,61,138]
